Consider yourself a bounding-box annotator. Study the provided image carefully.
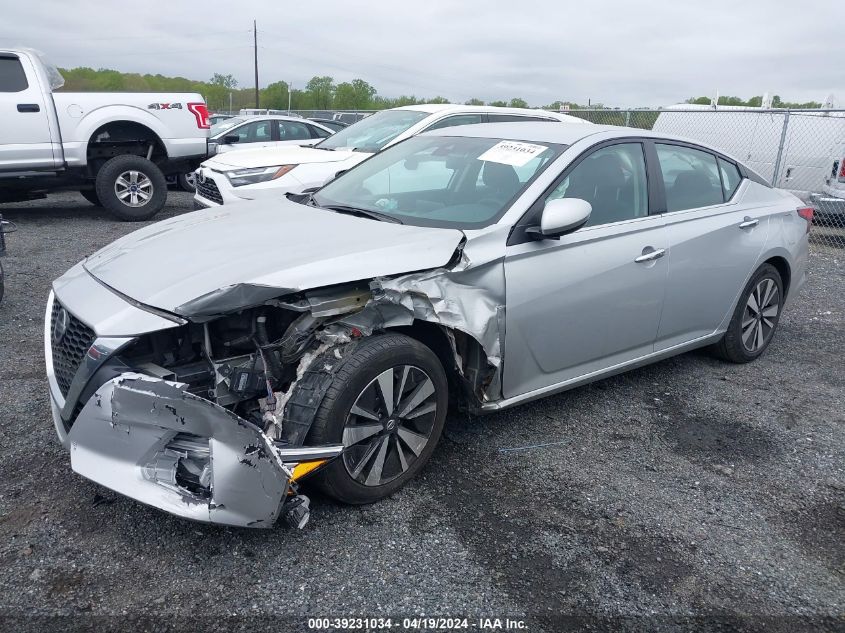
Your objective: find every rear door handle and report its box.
[17,103,40,113]
[634,248,666,263]
[739,217,759,229]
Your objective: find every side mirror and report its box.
[223,134,240,144]
[530,198,592,239]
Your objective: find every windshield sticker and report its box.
[478,141,548,167]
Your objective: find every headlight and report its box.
[225,165,297,187]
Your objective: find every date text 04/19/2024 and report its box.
[306,617,528,630]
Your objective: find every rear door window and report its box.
[277,120,312,141]
[487,114,554,123]
[307,124,331,139]
[656,144,724,212]
[0,56,28,92]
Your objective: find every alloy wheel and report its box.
[742,278,780,352]
[114,170,153,207]
[342,365,438,487]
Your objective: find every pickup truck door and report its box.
[0,53,56,171]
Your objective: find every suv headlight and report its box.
[225,165,297,187]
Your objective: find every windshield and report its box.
[316,109,429,152]
[312,135,564,229]
[210,117,246,137]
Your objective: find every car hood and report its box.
[204,145,366,170]
[82,199,464,318]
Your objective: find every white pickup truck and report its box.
[0,48,210,220]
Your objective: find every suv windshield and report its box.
[312,135,563,229]
[210,117,246,137]
[316,109,429,153]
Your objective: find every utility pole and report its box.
[253,19,259,109]
[287,81,292,114]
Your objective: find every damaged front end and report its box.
[48,235,506,528]
[70,373,340,528]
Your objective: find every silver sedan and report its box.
[45,122,811,528]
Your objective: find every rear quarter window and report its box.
[0,56,29,92]
[718,157,743,200]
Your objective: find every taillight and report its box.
[839,158,845,182]
[797,206,813,233]
[187,102,210,129]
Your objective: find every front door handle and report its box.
[739,217,759,229]
[634,248,666,263]
[17,103,40,113]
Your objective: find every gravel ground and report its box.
[0,192,842,632]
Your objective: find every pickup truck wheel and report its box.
[95,155,167,221]
[300,333,448,505]
[78,189,101,206]
[177,172,197,193]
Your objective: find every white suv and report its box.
[194,104,588,207]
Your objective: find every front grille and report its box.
[196,177,224,205]
[50,300,96,397]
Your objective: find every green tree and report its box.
[508,97,528,108]
[306,76,335,109]
[210,73,238,89]
[488,100,507,107]
[426,96,450,104]
[334,79,376,109]
[262,81,290,110]
[465,98,485,105]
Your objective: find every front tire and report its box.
[95,155,167,221]
[301,333,448,505]
[712,264,784,363]
[177,172,197,193]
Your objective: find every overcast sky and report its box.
[3,0,843,107]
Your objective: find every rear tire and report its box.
[78,188,101,206]
[299,333,448,505]
[712,264,784,363]
[95,155,167,221]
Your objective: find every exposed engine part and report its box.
[279,313,325,363]
[212,353,267,407]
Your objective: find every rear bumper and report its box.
[810,193,845,216]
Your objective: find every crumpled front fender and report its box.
[68,373,292,528]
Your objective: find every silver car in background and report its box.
[45,123,811,528]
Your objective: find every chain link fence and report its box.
[569,108,845,249]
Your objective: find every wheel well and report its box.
[86,121,167,176]
[763,256,791,298]
[388,321,488,411]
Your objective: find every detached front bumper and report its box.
[65,373,340,528]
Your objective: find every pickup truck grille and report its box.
[196,177,224,205]
[50,300,96,397]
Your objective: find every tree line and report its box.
[686,95,823,108]
[56,67,824,112]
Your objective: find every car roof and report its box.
[391,103,580,121]
[422,121,610,144]
[424,121,743,149]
